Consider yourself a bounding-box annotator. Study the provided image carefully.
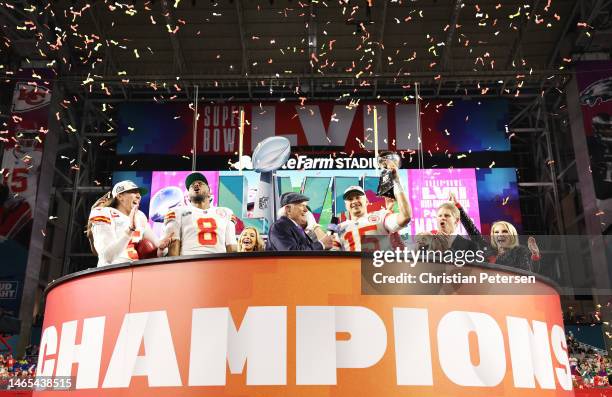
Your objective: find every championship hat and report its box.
[343,185,365,200]
[112,180,148,198]
[185,172,209,190]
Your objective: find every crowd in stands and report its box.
[568,333,612,389]
[0,353,36,379]
[565,307,603,325]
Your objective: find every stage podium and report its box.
[35,253,573,396]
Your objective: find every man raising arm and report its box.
[335,162,411,252]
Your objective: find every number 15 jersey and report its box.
[164,205,237,255]
[333,209,402,252]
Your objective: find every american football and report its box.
[135,238,157,259]
[251,136,291,172]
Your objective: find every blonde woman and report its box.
[490,221,540,271]
[449,192,540,271]
[238,227,265,252]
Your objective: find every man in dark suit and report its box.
[436,202,478,252]
[266,192,334,251]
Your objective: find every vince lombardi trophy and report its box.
[250,136,292,229]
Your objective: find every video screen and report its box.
[113,168,520,238]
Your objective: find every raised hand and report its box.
[386,160,400,181]
[449,192,457,204]
[129,201,139,230]
[527,236,540,257]
[305,210,318,230]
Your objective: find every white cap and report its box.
[343,185,365,199]
[112,180,148,198]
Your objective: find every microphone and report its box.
[328,216,340,235]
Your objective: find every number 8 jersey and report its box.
[333,209,402,252]
[164,205,237,255]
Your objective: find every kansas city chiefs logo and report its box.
[12,83,51,113]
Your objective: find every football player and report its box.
[1,135,42,209]
[334,161,411,251]
[165,172,238,255]
[88,180,172,267]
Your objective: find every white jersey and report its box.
[164,205,237,255]
[1,147,42,208]
[89,206,159,267]
[333,209,401,252]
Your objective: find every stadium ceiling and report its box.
[0,0,610,100]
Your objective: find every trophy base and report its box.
[377,168,396,199]
[377,189,396,199]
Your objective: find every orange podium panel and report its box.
[34,253,574,397]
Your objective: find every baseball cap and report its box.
[112,180,148,198]
[185,172,209,190]
[280,192,310,207]
[343,185,365,200]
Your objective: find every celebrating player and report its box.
[334,161,412,251]
[88,180,172,267]
[0,135,40,246]
[1,134,42,210]
[164,172,238,255]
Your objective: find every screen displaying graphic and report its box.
[407,169,480,235]
[146,169,481,237]
[113,167,520,238]
[148,171,220,236]
[476,168,521,235]
[116,99,511,156]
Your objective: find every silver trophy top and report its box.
[377,151,401,169]
[251,136,292,173]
